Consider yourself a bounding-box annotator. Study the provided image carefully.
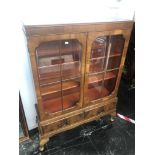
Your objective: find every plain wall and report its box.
[19,26,37,130]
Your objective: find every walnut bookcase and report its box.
[24,21,133,151]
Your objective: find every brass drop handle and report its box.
[59,119,70,128]
[62,119,69,127]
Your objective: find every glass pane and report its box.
[37,41,61,86]
[61,39,82,110]
[107,35,125,69]
[107,56,122,70]
[62,62,81,80]
[110,35,125,55]
[104,69,119,94]
[36,39,82,113]
[89,36,108,73]
[87,36,108,101]
[89,58,106,73]
[38,64,61,85]
[62,78,81,110]
[87,70,119,101]
[87,73,108,101]
[105,34,124,95]
[87,35,124,102]
[40,82,62,113]
[61,39,81,80]
[36,40,62,113]
[91,36,108,58]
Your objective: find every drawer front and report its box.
[84,102,116,119]
[42,112,84,133]
[42,102,116,133]
[42,119,68,133]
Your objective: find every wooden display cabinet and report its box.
[24,21,133,151]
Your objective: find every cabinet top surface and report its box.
[24,21,134,38]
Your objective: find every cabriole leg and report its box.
[39,137,49,151]
[110,111,116,122]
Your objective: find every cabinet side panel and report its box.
[114,29,133,93]
[27,42,45,120]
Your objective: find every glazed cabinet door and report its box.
[29,34,86,117]
[84,31,126,104]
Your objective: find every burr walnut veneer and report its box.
[24,21,133,151]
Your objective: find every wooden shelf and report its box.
[88,71,116,84]
[43,92,80,113]
[41,81,80,96]
[88,86,109,101]
[89,57,120,73]
[38,60,80,69]
[90,52,121,60]
[39,67,81,85]
[110,52,122,57]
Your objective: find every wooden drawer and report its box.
[42,119,68,133]
[42,112,84,133]
[84,102,116,119]
[42,102,116,133]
